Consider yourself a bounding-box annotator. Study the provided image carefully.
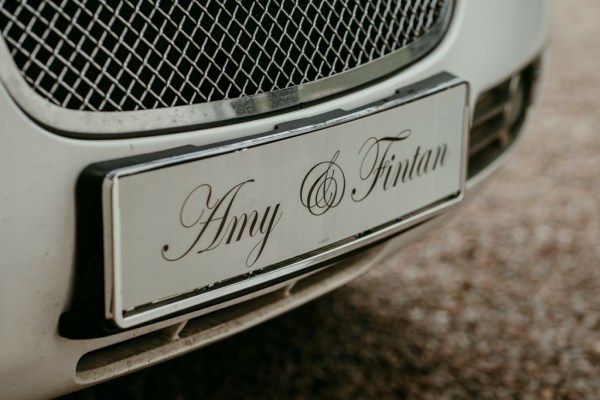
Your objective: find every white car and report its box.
[0,1,552,398]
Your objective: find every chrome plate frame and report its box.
[86,74,469,329]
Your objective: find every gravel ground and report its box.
[61,1,600,399]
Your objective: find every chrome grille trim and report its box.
[0,0,453,137]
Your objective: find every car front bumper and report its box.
[0,1,552,398]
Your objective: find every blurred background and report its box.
[62,0,600,398]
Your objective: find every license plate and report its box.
[92,75,468,328]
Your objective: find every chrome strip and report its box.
[101,75,469,328]
[0,1,453,137]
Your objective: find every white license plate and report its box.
[100,77,468,328]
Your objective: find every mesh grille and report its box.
[0,0,447,112]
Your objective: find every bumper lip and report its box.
[73,245,384,386]
[0,1,454,138]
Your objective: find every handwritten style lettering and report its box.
[300,129,450,213]
[351,130,448,202]
[161,180,282,268]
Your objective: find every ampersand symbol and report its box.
[300,151,346,216]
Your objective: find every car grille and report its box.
[0,0,448,112]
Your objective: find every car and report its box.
[0,1,552,398]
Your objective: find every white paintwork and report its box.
[0,1,553,398]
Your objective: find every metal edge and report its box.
[0,1,454,137]
[101,178,115,320]
[101,76,469,329]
